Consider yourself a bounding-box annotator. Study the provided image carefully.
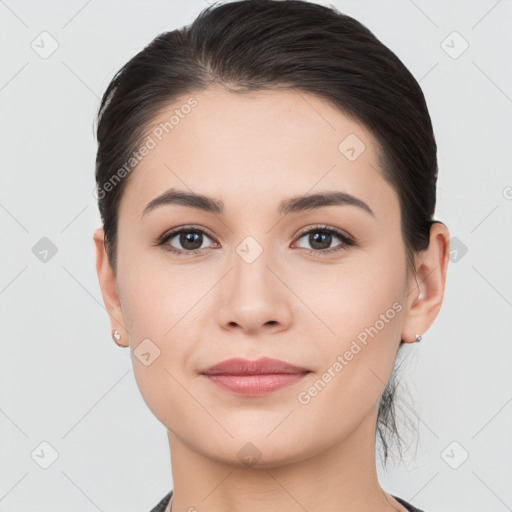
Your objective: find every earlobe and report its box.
[93,227,129,347]
[401,221,450,343]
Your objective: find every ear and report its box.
[93,227,129,347]
[401,221,450,343]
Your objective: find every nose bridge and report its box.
[230,232,275,298]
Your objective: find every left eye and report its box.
[294,227,354,253]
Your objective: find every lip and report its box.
[200,357,310,397]
[200,357,309,376]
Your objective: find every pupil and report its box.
[310,231,331,250]
[181,231,202,250]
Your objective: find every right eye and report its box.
[158,226,218,255]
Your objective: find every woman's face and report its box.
[99,86,423,467]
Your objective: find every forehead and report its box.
[119,86,398,224]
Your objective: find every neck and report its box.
[165,409,406,512]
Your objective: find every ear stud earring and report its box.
[112,329,124,346]
[415,334,422,342]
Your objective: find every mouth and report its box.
[200,357,311,396]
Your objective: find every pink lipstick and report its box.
[200,357,310,396]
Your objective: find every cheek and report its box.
[290,259,406,442]
[295,239,406,397]
[116,246,214,416]
[292,241,406,348]
[116,235,201,340]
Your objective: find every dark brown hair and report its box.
[95,0,440,466]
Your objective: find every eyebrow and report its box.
[140,188,375,218]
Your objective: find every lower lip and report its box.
[203,373,309,396]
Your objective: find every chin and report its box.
[197,434,320,470]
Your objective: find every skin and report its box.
[94,86,450,512]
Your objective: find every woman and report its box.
[93,1,450,511]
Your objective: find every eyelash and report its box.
[157,224,356,257]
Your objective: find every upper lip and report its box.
[200,357,310,376]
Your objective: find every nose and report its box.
[215,248,293,336]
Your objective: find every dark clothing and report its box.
[149,490,172,512]
[149,490,425,512]
[393,495,425,512]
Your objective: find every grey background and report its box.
[1,1,511,511]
